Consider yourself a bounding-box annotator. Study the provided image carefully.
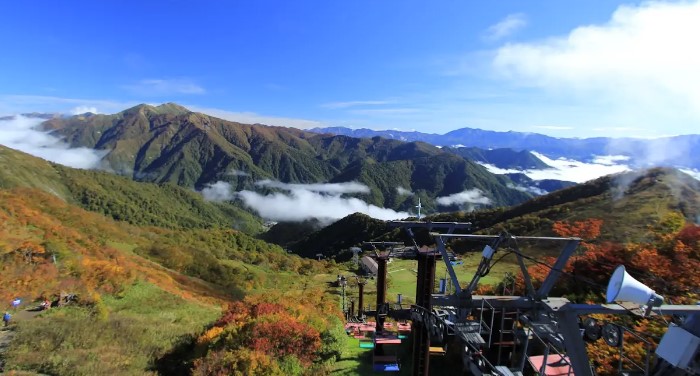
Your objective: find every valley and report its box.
[0,104,699,376]
[4,2,700,374]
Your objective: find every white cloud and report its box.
[396,186,413,196]
[236,181,407,222]
[680,168,700,181]
[480,152,631,183]
[436,188,492,207]
[527,152,632,182]
[71,106,98,115]
[479,164,521,175]
[201,181,234,202]
[0,115,105,169]
[492,1,700,128]
[507,183,547,196]
[122,78,205,96]
[256,180,370,194]
[200,179,405,222]
[592,154,630,166]
[484,13,527,41]
[606,137,694,168]
[321,100,395,109]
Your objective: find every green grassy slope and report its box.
[0,183,332,375]
[0,145,262,232]
[434,167,700,242]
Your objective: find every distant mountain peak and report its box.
[156,102,190,114]
[122,102,192,116]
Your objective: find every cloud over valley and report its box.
[0,115,105,169]
[200,180,409,223]
[436,188,492,211]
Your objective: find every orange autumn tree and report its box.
[528,215,700,301]
[192,297,331,375]
[522,218,608,298]
[192,348,283,376]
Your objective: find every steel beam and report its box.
[555,309,594,376]
[389,221,472,231]
[376,257,388,333]
[516,252,537,298]
[429,233,582,242]
[432,294,558,310]
[435,236,462,294]
[569,303,700,316]
[537,239,580,299]
[358,281,365,318]
[412,252,437,376]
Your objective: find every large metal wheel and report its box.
[583,317,602,341]
[602,323,622,347]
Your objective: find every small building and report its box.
[360,255,378,276]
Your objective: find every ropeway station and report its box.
[343,220,700,376]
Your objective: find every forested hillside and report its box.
[0,145,262,232]
[40,103,531,212]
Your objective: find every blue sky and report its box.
[2,1,699,138]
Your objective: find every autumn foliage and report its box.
[515,214,700,375]
[0,187,341,375]
[192,296,341,375]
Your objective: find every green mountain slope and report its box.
[287,213,391,259]
[0,145,262,232]
[41,103,531,212]
[436,167,700,241]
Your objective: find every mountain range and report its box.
[2,106,699,375]
[5,102,698,227]
[35,103,535,220]
[311,126,700,170]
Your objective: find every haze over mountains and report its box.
[311,126,700,180]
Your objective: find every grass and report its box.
[382,255,520,305]
[331,337,375,375]
[4,281,220,376]
[337,254,522,315]
[107,241,138,253]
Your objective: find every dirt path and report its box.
[0,309,42,373]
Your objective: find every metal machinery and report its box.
[356,221,700,376]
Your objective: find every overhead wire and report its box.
[481,249,514,277]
